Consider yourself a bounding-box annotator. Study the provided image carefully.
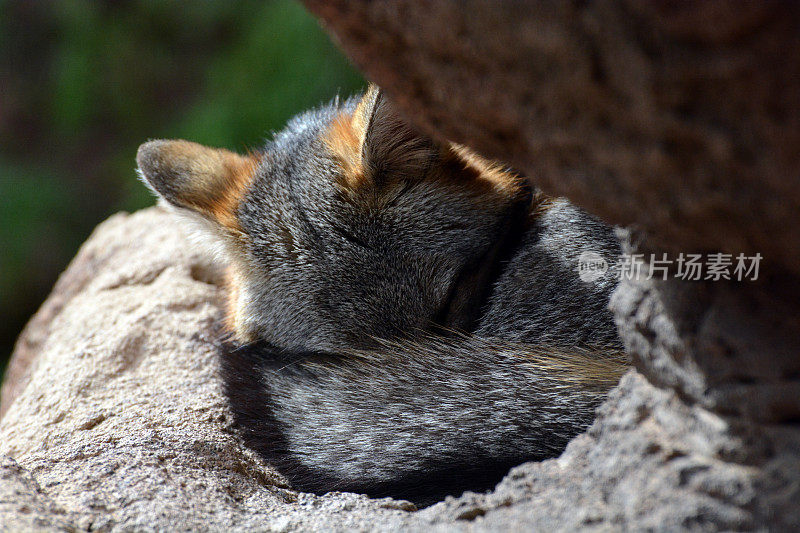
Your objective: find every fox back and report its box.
[138,86,625,502]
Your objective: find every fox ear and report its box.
[327,85,435,189]
[137,139,259,231]
[358,86,435,184]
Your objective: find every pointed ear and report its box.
[327,85,435,190]
[359,86,435,184]
[137,139,259,231]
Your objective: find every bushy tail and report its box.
[220,333,627,503]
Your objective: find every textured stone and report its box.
[2,208,797,531]
[303,0,800,277]
[0,455,76,532]
[0,209,419,532]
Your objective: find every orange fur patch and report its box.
[510,344,628,388]
[155,140,261,232]
[325,112,366,189]
[448,143,521,196]
[205,150,262,232]
[529,189,556,218]
[221,265,254,342]
[418,144,526,210]
[323,85,381,190]
[221,266,239,335]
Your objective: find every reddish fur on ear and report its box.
[325,112,367,189]
[324,85,382,190]
[137,139,262,232]
[324,85,436,193]
[205,150,262,232]
[324,86,526,209]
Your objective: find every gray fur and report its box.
[478,198,621,345]
[233,96,524,352]
[223,336,622,501]
[138,87,625,502]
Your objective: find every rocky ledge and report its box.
[2,208,797,531]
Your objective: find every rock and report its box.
[303,1,800,276]
[0,455,77,532]
[3,208,798,530]
[0,209,419,531]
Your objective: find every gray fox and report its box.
[137,85,626,503]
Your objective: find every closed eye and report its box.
[332,224,369,248]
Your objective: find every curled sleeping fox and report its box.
[137,85,625,503]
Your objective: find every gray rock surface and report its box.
[0,455,77,532]
[0,209,418,532]
[3,208,797,531]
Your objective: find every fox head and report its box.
[138,85,529,351]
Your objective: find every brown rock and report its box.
[303,0,800,276]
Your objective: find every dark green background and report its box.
[0,0,365,381]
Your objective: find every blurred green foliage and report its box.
[0,0,365,380]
